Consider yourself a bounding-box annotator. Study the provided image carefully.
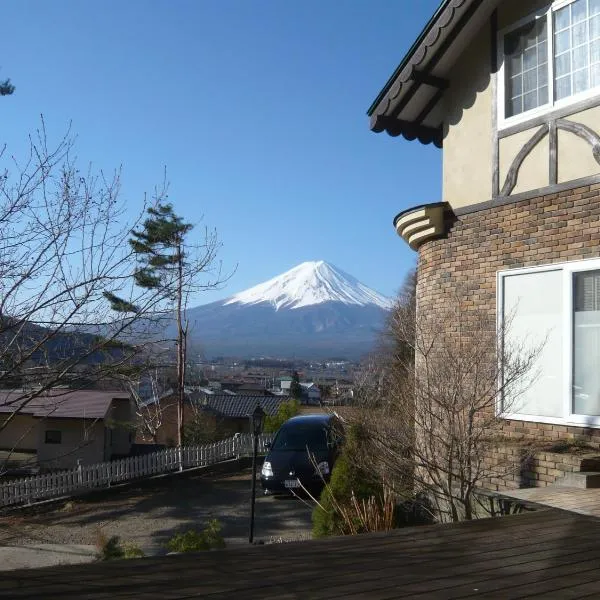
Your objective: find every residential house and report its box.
[146,392,285,446]
[369,0,600,486]
[300,382,321,405]
[279,376,293,393]
[278,377,320,404]
[195,394,286,434]
[0,390,133,470]
[226,382,270,396]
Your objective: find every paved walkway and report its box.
[500,486,600,517]
[0,469,313,570]
[0,544,96,571]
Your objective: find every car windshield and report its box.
[271,424,328,452]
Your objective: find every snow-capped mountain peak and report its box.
[223,260,393,310]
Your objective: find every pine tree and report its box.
[289,370,302,400]
[127,203,193,448]
[106,191,227,447]
[0,79,14,96]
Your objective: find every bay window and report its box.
[500,0,600,125]
[499,258,600,425]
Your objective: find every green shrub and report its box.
[263,398,300,434]
[122,543,145,559]
[96,534,124,560]
[311,423,431,537]
[312,425,380,538]
[95,531,145,560]
[166,519,226,553]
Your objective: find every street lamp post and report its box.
[248,403,265,544]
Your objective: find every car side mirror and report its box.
[264,441,271,450]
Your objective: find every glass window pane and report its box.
[555,51,572,77]
[523,90,538,110]
[591,15,600,39]
[573,44,590,69]
[573,270,600,416]
[592,0,600,17]
[574,67,590,92]
[502,270,563,418]
[555,29,571,54]
[539,85,549,104]
[508,53,523,75]
[591,39,600,62]
[555,5,571,31]
[523,68,537,92]
[573,21,588,45]
[507,96,522,117]
[592,62,600,86]
[505,18,548,116]
[572,0,588,23]
[508,74,523,97]
[555,75,572,99]
[523,46,537,70]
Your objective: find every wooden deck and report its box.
[3,509,600,598]
[501,486,600,518]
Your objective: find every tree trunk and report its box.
[176,240,185,448]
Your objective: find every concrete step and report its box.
[555,471,600,489]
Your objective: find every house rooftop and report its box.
[0,390,129,420]
[367,0,498,146]
[196,394,285,418]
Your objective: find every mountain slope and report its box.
[224,260,392,310]
[183,261,392,359]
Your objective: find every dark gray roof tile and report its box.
[194,394,285,418]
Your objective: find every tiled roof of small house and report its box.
[195,394,285,419]
[0,389,129,420]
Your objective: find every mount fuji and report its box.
[182,261,393,359]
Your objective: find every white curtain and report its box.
[573,270,600,415]
[502,269,563,417]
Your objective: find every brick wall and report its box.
[481,443,596,491]
[416,183,600,489]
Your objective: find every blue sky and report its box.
[3,0,441,305]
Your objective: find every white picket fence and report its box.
[0,433,273,508]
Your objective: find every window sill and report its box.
[498,92,600,139]
[502,412,600,429]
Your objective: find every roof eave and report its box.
[366,0,454,117]
[367,0,495,145]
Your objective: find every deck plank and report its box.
[2,509,600,599]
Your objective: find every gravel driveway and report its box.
[0,468,314,569]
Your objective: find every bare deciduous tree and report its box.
[0,122,178,451]
[127,371,164,444]
[108,194,232,448]
[353,278,542,523]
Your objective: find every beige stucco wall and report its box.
[0,414,39,452]
[442,26,492,209]
[443,0,600,207]
[107,398,133,457]
[558,106,600,184]
[442,0,550,209]
[499,127,549,194]
[37,420,106,470]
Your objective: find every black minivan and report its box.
[260,414,343,496]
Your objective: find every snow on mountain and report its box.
[223,260,393,311]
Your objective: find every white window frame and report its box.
[498,0,600,130]
[497,256,600,428]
